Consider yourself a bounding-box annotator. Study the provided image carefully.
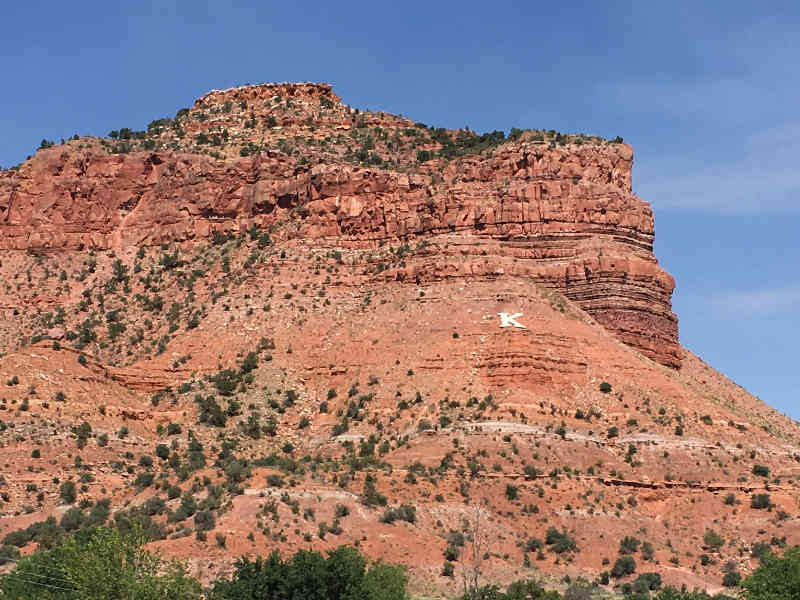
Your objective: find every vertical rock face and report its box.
[0,83,679,367]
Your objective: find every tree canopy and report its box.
[211,545,408,600]
[0,526,200,599]
[742,545,800,600]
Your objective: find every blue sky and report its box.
[1,1,797,419]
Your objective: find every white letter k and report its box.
[498,312,526,329]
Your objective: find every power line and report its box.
[0,572,75,592]
[2,567,74,586]
[1,557,73,578]
[1,562,207,599]
[0,559,77,593]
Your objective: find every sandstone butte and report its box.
[0,82,797,595]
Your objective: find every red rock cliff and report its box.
[0,84,679,368]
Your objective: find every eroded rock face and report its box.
[1,88,798,592]
[0,90,678,367]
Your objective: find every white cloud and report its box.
[621,87,800,214]
[595,15,800,214]
[708,285,800,316]
[635,150,800,214]
[600,78,776,125]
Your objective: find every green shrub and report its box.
[59,481,76,504]
[704,529,725,551]
[89,498,111,526]
[155,444,170,460]
[380,505,416,524]
[60,507,86,532]
[619,536,641,555]
[545,528,577,554]
[506,579,559,599]
[210,370,238,397]
[266,474,285,487]
[641,541,654,561]
[505,484,519,501]
[751,493,771,510]
[753,464,770,477]
[240,351,258,374]
[360,476,387,507]
[195,394,227,427]
[194,510,215,532]
[751,541,771,561]
[134,473,154,488]
[722,571,741,587]
[611,555,636,578]
[632,572,662,592]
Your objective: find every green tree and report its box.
[212,551,288,599]
[326,546,367,600]
[59,480,77,504]
[362,562,409,600]
[742,546,800,600]
[0,527,200,599]
[285,549,329,600]
[211,546,408,600]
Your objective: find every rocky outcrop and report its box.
[0,86,679,368]
[196,82,342,106]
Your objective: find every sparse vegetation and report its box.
[0,83,792,600]
[752,464,770,477]
[751,493,772,510]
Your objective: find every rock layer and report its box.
[0,85,678,367]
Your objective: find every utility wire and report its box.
[2,567,74,586]
[1,557,72,576]
[0,560,76,592]
[0,572,75,592]
[2,561,207,598]
[3,557,73,579]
